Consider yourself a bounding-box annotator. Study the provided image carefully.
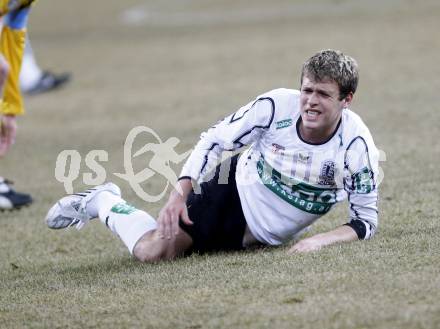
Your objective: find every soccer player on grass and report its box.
[46,50,380,260]
[0,0,34,210]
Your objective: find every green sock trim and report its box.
[110,202,137,215]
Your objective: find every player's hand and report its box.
[157,189,193,240]
[288,237,322,254]
[0,115,17,157]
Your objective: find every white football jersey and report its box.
[180,88,379,245]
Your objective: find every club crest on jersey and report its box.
[318,160,336,185]
[276,119,293,129]
[271,143,285,154]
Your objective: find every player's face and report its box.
[299,75,352,143]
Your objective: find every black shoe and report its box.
[24,71,71,95]
[0,177,33,211]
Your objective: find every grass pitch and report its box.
[1,0,440,328]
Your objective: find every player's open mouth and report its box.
[305,110,320,118]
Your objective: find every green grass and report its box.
[1,0,440,328]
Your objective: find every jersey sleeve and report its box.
[343,135,380,240]
[179,95,275,182]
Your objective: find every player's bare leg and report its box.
[132,228,193,262]
[46,182,191,261]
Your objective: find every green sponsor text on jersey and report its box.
[257,157,337,215]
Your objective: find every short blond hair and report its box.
[301,50,359,100]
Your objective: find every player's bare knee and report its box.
[134,248,162,263]
[133,240,160,262]
[132,233,172,263]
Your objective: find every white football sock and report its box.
[20,37,43,91]
[88,191,157,254]
[104,207,157,254]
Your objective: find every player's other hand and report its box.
[157,181,193,239]
[288,237,322,254]
[0,115,17,157]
